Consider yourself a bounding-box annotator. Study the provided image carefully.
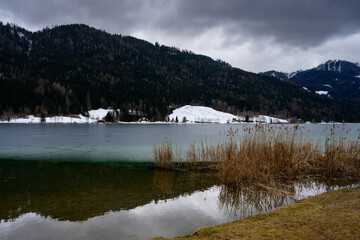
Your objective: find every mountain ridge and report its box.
[261,60,360,103]
[1,22,360,122]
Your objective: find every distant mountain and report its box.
[260,71,290,81]
[1,22,360,122]
[261,60,360,103]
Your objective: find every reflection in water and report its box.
[0,160,358,240]
[217,178,358,221]
[218,186,292,220]
[0,160,217,222]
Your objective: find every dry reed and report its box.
[153,125,360,186]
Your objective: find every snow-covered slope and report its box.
[168,105,241,123]
[168,105,288,124]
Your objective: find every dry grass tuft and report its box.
[154,125,360,186]
[153,138,173,169]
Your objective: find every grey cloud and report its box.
[1,0,359,72]
[166,0,360,48]
[2,0,360,47]
[1,0,163,34]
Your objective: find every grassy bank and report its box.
[153,125,360,186]
[154,187,360,240]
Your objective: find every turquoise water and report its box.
[0,123,359,162]
[0,123,359,239]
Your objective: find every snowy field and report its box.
[0,109,113,124]
[0,106,288,124]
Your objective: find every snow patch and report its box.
[315,91,329,95]
[355,75,360,79]
[323,84,332,88]
[317,60,342,73]
[0,108,115,124]
[168,105,287,124]
[88,108,113,120]
[169,105,239,123]
[251,115,287,124]
[16,31,32,55]
[286,71,298,79]
[17,32,25,38]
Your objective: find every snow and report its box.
[302,87,309,91]
[0,108,115,124]
[323,84,332,88]
[251,115,287,124]
[16,31,32,55]
[168,105,287,124]
[88,108,113,120]
[17,32,25,38]
[355,75,360,79]
[2,115,93,124]
[317,60,342,73]
[169,105,240,123]
[287,71,298,79]
[315,91,329,95]
[0,106,288,124]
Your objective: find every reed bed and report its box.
[153,138,220,170]
[153,125,360,186]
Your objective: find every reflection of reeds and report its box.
[153,125,360,186]
[218,185,291,220]
[218,177,358,221]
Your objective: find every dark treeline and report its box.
[1,23,360,122]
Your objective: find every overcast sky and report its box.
[1,0,360,73]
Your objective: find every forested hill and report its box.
[1,23,360,122]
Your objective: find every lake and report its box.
[0,123,359,239]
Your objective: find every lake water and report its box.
[0,123,359,239]
[1,123,359,162]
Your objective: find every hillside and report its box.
[262,60,360,103]
[1,23,360,122]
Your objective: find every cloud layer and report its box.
[1,0,360,72]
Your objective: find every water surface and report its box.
[0,124,359,239]
[1,123,359,161]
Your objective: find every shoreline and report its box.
[0,120,348,125]
[154,187,360,240]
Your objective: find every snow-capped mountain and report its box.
[314,60,360,75]
[261,60,360,103]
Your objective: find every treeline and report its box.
[1,22,360,122]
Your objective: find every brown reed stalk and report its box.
[153,124,360,186]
